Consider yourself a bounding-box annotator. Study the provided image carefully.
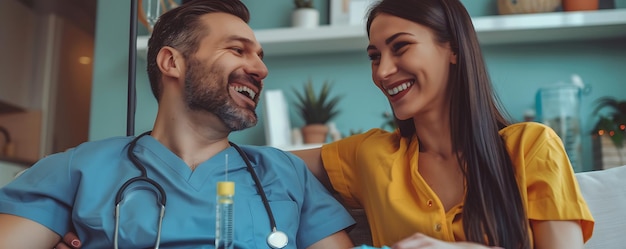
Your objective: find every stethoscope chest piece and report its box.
[267,229,288,249]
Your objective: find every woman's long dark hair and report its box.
[367,0,530,248]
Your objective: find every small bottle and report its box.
[216,181,235,249]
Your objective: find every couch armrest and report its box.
[576,165,626,249]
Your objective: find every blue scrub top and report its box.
[0,135,355,248]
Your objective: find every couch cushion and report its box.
[576,165,626,249]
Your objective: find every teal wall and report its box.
[90,0,626,172]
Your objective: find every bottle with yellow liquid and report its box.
[216,181,234,249]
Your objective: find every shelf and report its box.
[136,9,626,58]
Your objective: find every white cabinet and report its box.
[136,9,626,58]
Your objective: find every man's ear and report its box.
[156,46,185,79]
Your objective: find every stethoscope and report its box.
[113,131,288,249]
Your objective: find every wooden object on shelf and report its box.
[497,0,561,15]
[563,0,599,11]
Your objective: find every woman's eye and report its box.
[391,42,409,53]
[368,53,380,61]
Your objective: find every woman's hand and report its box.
[54,232,81,249]
[391,233,502,249]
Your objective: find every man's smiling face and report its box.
[184,12,267,131]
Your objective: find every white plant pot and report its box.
[292,8,319,28]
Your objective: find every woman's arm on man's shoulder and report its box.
[290,148,333,191]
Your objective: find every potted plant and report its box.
[592,97,626,168]
[292,0,319,28]
[292,79,342,144]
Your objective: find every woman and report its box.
[298,0,593,248]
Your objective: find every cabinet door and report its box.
[0,0,38,110]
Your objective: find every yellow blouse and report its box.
[321,122,594,247]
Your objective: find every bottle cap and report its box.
[217,181,235,196]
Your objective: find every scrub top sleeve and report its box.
[0,149,77,236]
[288,153,355,248]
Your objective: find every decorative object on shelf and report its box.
[292,0,320,28]
[562,0,599,11]
[292,79,342,144]
[535,74,588,172]
[329,0,350,26]
[592,97,626,169]
[497,0,561,15]
[330,0,379,26]
[138,0,179,32]
[348,0,379,25]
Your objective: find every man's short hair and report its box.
[146,0,250,101]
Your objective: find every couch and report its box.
[576,164,626,249]
[347,164,626,248]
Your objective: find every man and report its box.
[0,0,355,248]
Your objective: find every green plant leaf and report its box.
[592,96,626,149]
[292,79,342,125]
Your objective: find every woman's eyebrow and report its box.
[367,32,414,51]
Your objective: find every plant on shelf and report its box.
[294,0,314,8]
[292,79,342,144]
[592,97,626,147]
[291,0,319,28]
[592,96,626,166]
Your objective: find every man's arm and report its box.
[0,213,60,248]
[306,230,354,249]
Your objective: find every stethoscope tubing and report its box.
[114,132,285,248]
[228,141,279,231]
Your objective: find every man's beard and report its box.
[183,58,258,131]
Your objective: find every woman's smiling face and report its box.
[367,13,457,121]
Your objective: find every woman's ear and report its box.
[450,52,458,65]
[156,46,185,79]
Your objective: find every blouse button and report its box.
[434,223,442,232]
[427,200,433,207]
